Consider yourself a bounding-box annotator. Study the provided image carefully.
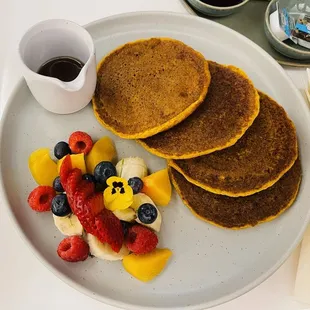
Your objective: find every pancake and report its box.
[92,38,211,139]
[170,159,302,229]
[139,61,260,159]
[169,92,298,197]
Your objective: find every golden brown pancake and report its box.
[139,61,260,159]
[92,38,211,139]
[170,159,301,229]
[169,92,298,197]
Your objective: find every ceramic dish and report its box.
[1,11,310,310]
[182,0,310,67]
[187,0,249,17]
[265,0,310,60]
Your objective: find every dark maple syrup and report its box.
[37,56,84,82]
[200,0,243,6]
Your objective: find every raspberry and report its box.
[94,209,124,253]
[125,225,158,254]
[59,155,72,190]
[57,236,89,262]
[69,131,93,155]
[27,186,56,212]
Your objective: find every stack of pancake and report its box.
[93,38,301,229]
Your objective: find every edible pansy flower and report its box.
[103,176,133,211]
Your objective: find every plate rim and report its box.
[1,11,309,310]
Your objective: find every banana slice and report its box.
[131,193,154,211]
[116,157,148,180]
[132,193,162,232]
[53,214,84,236]
[113,208,136,222]
[86,233,129,261]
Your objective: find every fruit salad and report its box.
[27,131,172,282]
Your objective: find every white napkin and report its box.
[294,225,310,304]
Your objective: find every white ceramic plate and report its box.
[1,12,310,310]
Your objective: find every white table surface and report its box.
[0,0,309,309]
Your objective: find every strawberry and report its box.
[85,192,105,217]
[57,236,89,262]
[94,209,124,253]
[59,155,72,190]
[73,185,122,252]
[64,171,122,253]
[28,186,56,212]
[125,225,158,254]
[74,188,102,235]
[74,180,96,213]
[69,131,93,155]
[65,168,83,207]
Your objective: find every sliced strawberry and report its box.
[66,175,122,252]
[59,155,72,190]
[86,192,104,217]
[66,169,83,195]
[74,180,95,213]
[94,209,123,253]
[66,168,82,207]
[74,182,97,234]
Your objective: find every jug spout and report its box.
[62,53,97,93]
[62,66,87,92]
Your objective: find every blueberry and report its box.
[95,182,108,192]
[53,176,64,192]
[94,161,116,185]
[121,221,132,236]
[82,174,96,184]
[54,141,71,159]
[51,194,71,217]
[128,177,144,194]
[137,203,158,224]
